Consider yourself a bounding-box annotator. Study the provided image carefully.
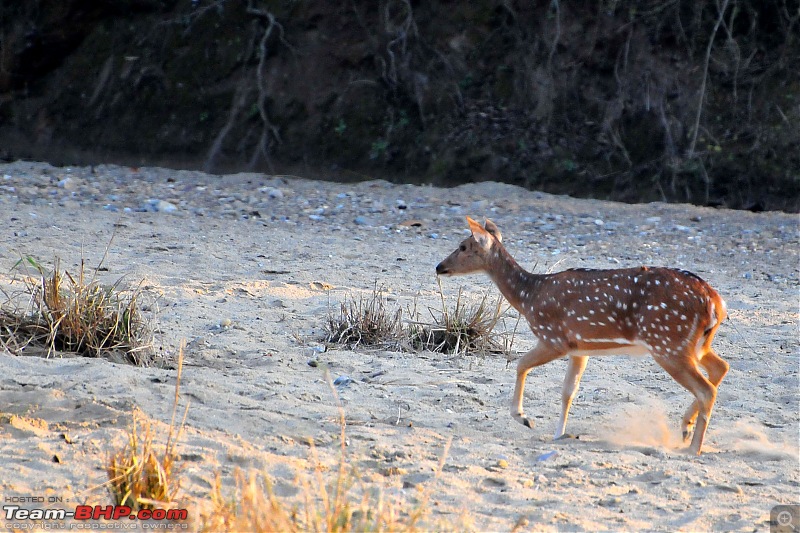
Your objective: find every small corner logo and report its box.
[771,505,799,533]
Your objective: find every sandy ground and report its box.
[0,162,798,531]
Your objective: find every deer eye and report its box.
[459,244,467,252]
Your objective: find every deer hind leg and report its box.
[680,318,729,441]
[554,355,588,440]
[511,343,567,430]
[681,349,729,441]
[656,354,718,455]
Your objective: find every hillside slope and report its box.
[1,1,798,210]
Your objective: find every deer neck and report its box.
[485,244,541,312]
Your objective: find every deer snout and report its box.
[435,262,449,275]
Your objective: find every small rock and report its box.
[304,345,326,356]
[264,187,283,199]
[594,219,604,226]
[148,199,178,213]
[598,496,622,507]
[188,336,208,348]
[354,216,371,226]
[512,517,530,530]
[333,375,354,388]
[536,451,558,462]
[496,459,509,469]
[716,484,744,495]
[220,318,232,328]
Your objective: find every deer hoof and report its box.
[555,433,579,441]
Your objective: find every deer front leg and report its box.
[511,343,567,429]
[554,355,588,440]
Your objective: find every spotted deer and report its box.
[436,217,729,455]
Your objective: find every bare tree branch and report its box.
[688,0,731,158]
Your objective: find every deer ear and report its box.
[466,216,493,251]
[484,218,502,243]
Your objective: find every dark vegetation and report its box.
[0,0,797,211]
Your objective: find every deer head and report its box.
[436,217,503,276]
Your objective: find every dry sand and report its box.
[0,162,798,531]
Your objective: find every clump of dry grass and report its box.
[201,464,435,532]
[323,281,516,357]
[409,281,514,356]
[106,344,187,510]
[0,256,154,365]
[201,469,290,532]
[324,284,404,350]
[199,375,465,532]
[106,412,182,511]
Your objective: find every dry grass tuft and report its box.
[323,280,517,357]
[324,284,405,350]
[106,412,181,511]
[0,256,154,365]
[106,344,187,510]
[199,375,466,532]
[409,281,514,356]
[200,463,439,533]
